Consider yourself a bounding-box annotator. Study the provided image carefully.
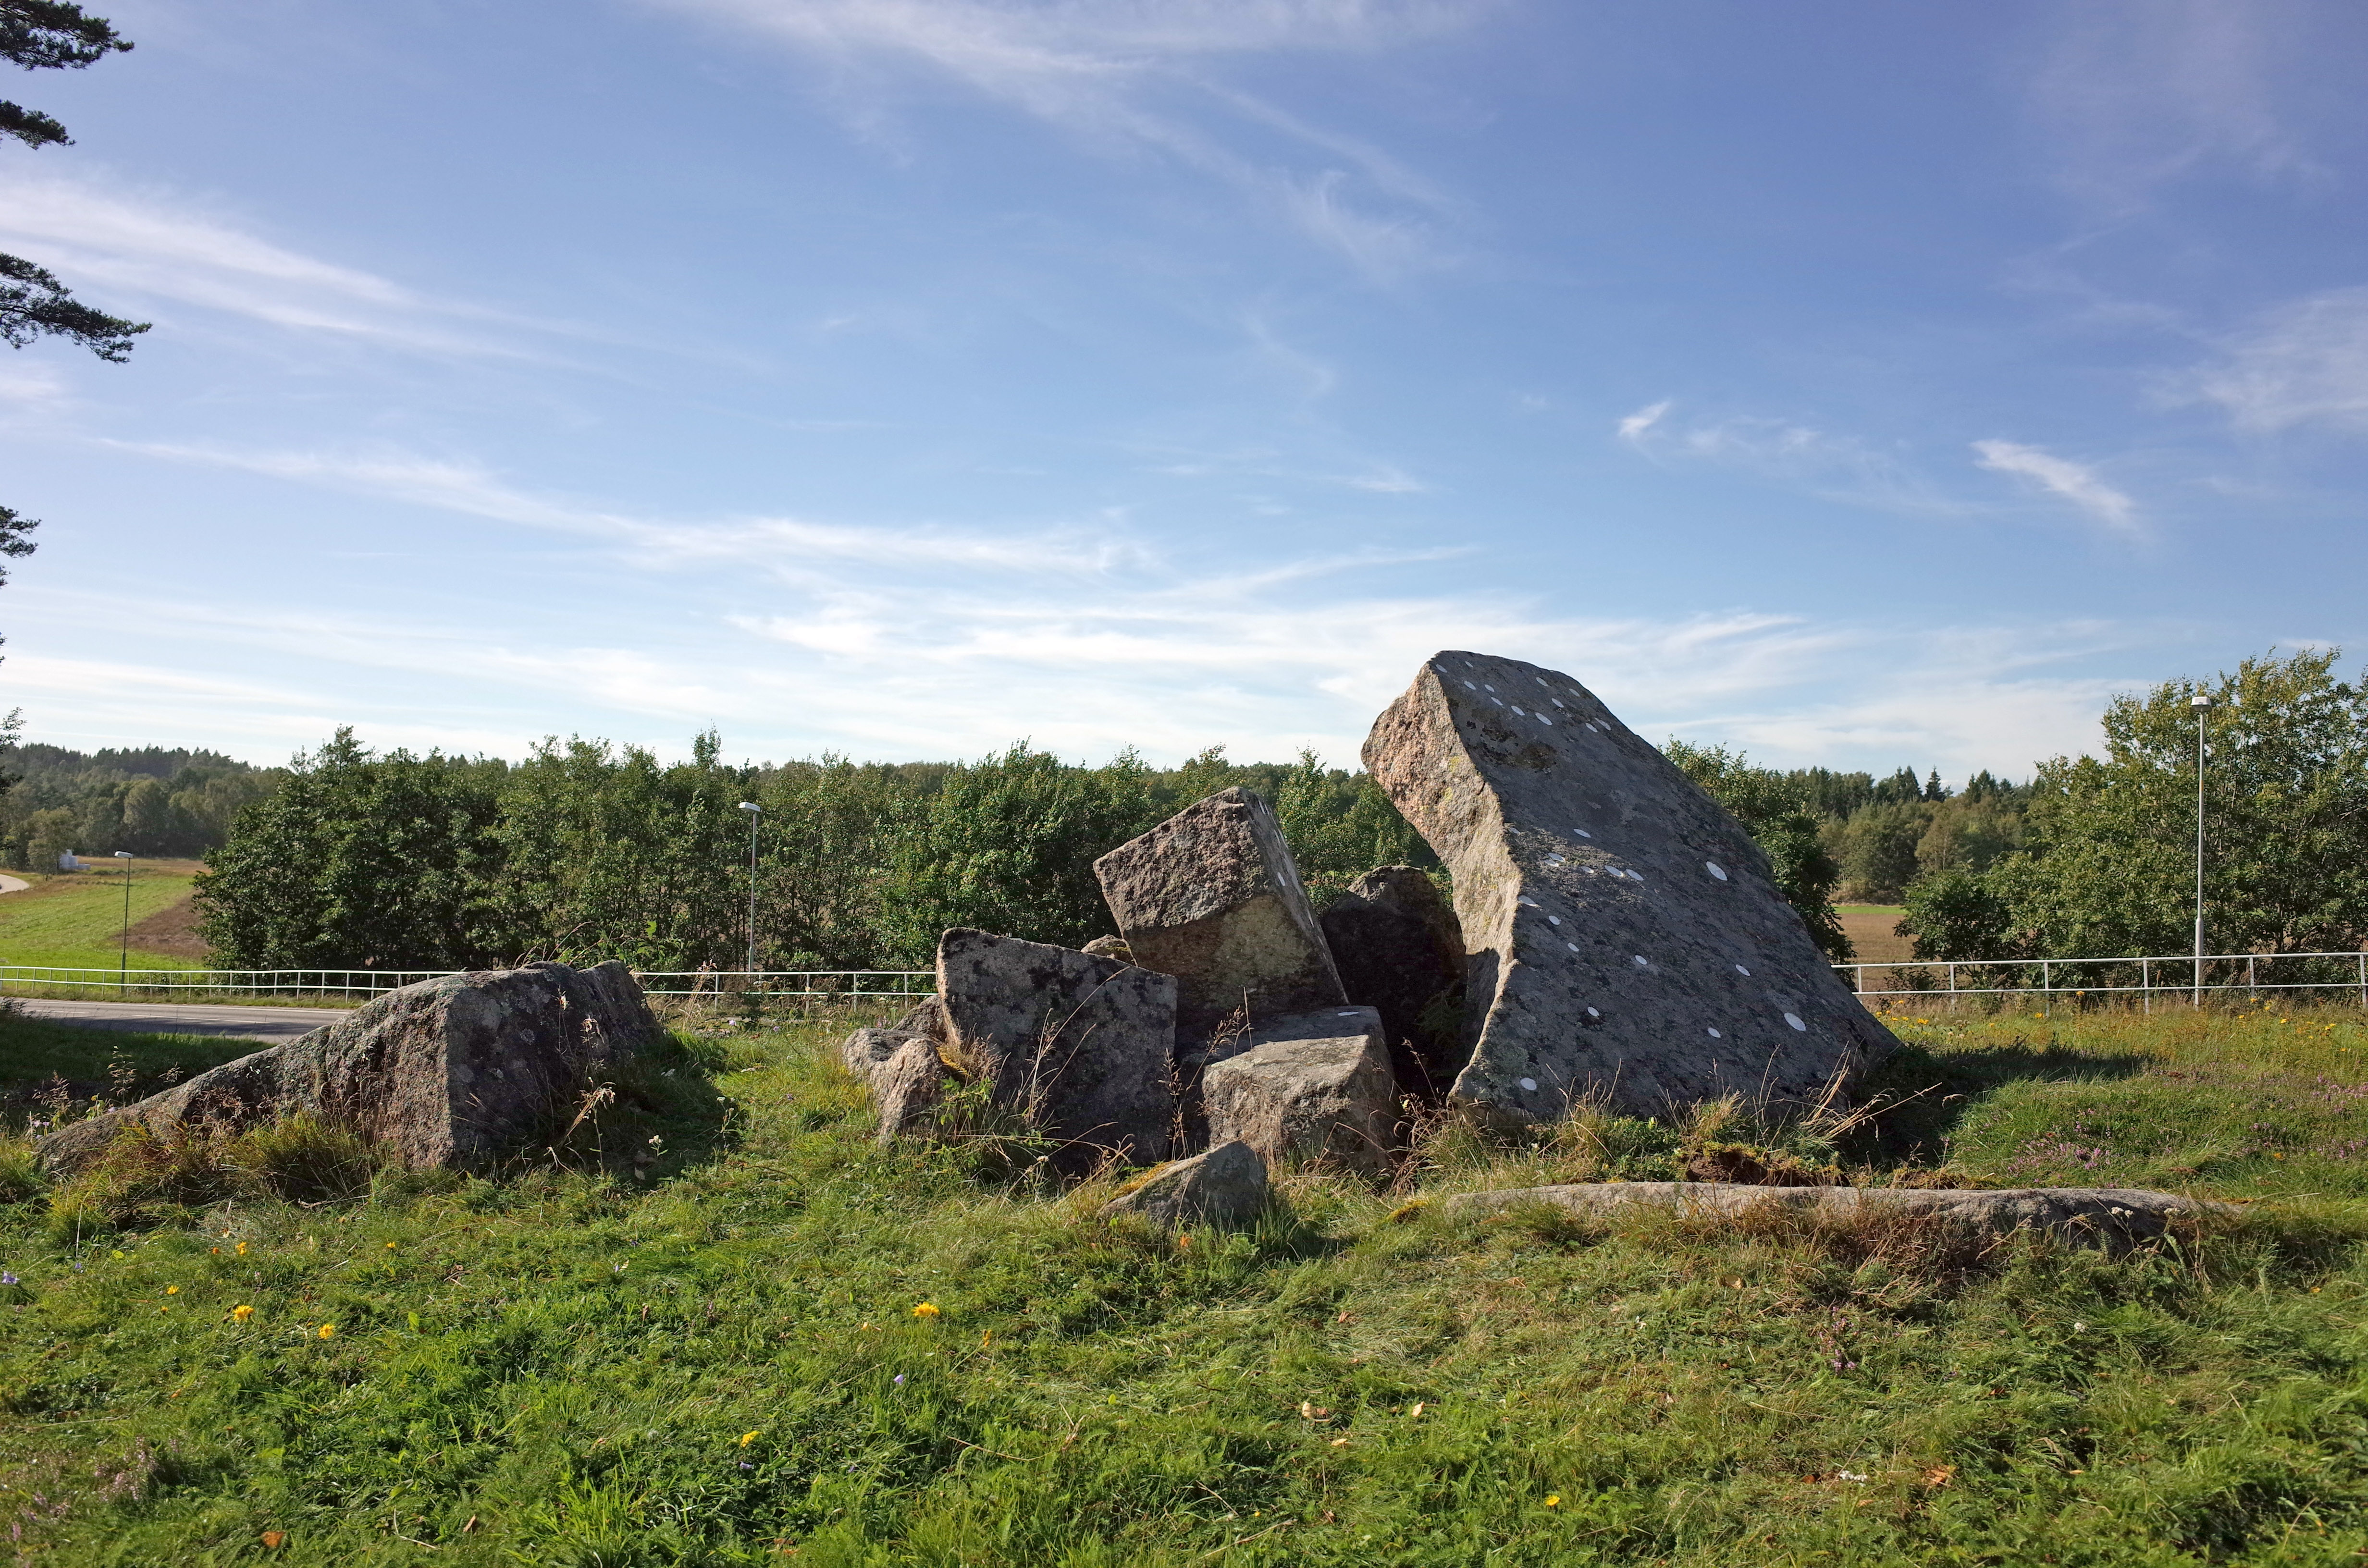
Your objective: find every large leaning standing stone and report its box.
[37,961,661,1175]
[936,928,1176,1165]
[1202,1006,1398,1177]
[1362,651,1899,1123]
[1092,786,1346,1049]
[1319,866,1465,1096]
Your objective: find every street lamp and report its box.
[737,802,762,980]
[2192,694,2213,1006]
[113,850,134,990]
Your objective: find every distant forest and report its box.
[0,745,281,868]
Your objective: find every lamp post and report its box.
[737,802,761,984]
[112,850,134,990]
[2192,694,2214,1006]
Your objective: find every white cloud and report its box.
[2027,0,2324,214]
[2181,283,2368,435]
[18,442,2152,781]
[1971,439,2140,536]
[0,167,573,359]
[647,0,1477,279]
[1616,401,1955,515]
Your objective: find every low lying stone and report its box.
[895,995,950,1041]
[937,928,1176,1166]
[1443,1181,2232,1251]
[1100,1139,1269,1228]
[841,1027,919,1085]
[37,961,660,1175]
[1093,787,1345,1049]
[873,1038,952,1144]
[1319,866,1464,1097]
[1202,1007,1398,1177]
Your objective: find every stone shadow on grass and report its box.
[1849,1039,2153,1169]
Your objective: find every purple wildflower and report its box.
[0,1273,16,1286]
[893,1373,906,1386]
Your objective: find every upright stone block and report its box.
[1319,865,1465,1096]
[935,928,1176,1165]
[1092,786,1346,1047]
[1202,1005,1398,1177]
[1361,651,1898,1123]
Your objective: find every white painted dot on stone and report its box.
[1735,965,1751,977]
[1484,683,1496,691]
[1586,1006,1601,1018]
[1510,705,1526,716]
[1707,1028,1722,1039]
[1573,828,1592,838]
[1519,1077,1539,1091]
[1784,1012,1807,1031]
[1552,698,1566,710]
[1546,854,1564,865]
[1548,915,1562,926]
[1518,896,1539,907]
[1626,870,1645,882]
[1583,867,1599,876]
[1491,697,1505,707]
[1566,941,1580,952]
[1538,717,1553,727]
[1632,955,1649,967]
[1338,1010,1359,1016]
[1461,680,1476,690]
[1705,861,1728,881]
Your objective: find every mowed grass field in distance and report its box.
[0,859,208,973]
[1836,904,1914,964]
[7,1001,2368,1564]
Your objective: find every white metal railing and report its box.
[1837,949,2368,1007]
[0,965,933,1003]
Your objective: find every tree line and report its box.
[0,745,279,867]
[190,733,1443,973]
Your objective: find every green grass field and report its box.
[8,1002,2368,1565]
[0,862,205,973]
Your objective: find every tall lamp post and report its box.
[737,802,762,985]
[113,850,135,990]
[2192,694,2214,1006]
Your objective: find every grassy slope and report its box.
[5,1005,2368,1564]
[0,861,206,972]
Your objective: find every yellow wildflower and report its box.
[1544,1494,1560,1508]
[235,1242,248,1257]
[166,1286,179,1295]
[232,1304,255,1323]
[740,1430,761,1446]
[384,1241,396,1250]
[913,1302,941,1319]
[317,1323,336,1340]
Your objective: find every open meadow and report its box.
[6,1001,2368,1565]
[0,861,208,974]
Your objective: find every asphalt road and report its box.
[9,997,347,1042]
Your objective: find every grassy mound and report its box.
[2,1004,2367,1564]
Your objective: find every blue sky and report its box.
[4,0,2364,780]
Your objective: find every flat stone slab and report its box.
[37,961,660,1175]
[1363,650,1898,1122]
[1444,1181,2231,1250]
[1101,1139,1269,1229]
[1203,1006,1397,1177]
[937,928,1176,1166]
[1093,786,1345,1045]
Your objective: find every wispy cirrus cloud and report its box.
[2024,0,2327,215]
[2179,283,2368,436]
[35,434,2150,780]
[0,167,579,359]
[645,0,1480,279]
[1614,399,1955,514]
[1971,439,2140,537]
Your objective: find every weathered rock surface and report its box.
[894,995,950,1041]
[936,928,1176,1165]
[1363,651,1899,1123]
[1319,866,1465,1096]
[1100,1139,1270,1228]
[1081,935,1134,961]
[1444,1181,2231,1251]
[1093,787,1345,1048]
[841,1027,919,1084]
[1202,1006,1398,1177]
[872,1038,952,1143]
[37,961,660,1175]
